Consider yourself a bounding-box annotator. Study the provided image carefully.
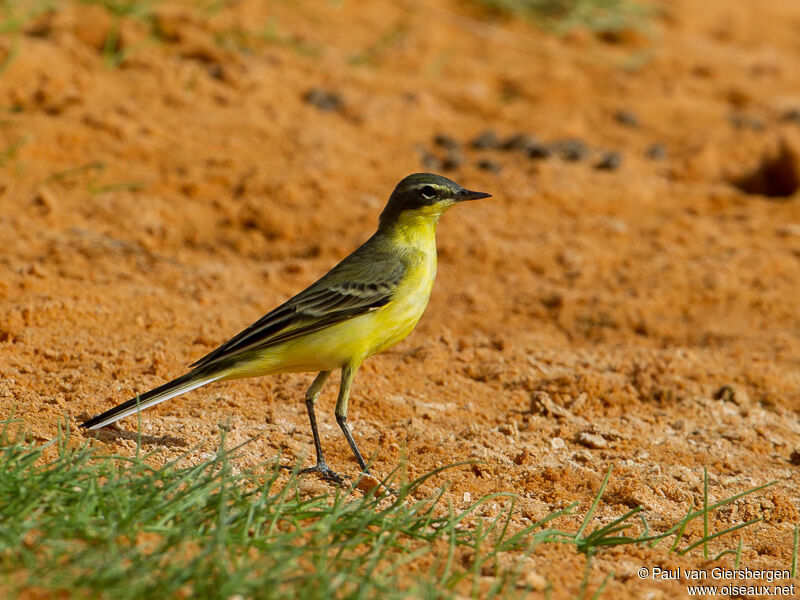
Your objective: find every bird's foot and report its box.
[299,463,347,484]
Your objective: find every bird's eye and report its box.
[420,185,436,199]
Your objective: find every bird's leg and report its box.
[296,370,344,484]
[335,364,369,474]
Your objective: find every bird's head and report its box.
[379,173,491,228]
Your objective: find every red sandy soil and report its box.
[1,0,800,597]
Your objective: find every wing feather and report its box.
[189,244,405,370]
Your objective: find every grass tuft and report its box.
[0,422,779,599]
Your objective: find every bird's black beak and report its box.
[457,188,492,202]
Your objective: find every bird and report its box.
[81,173,491,482]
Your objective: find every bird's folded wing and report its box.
[189,259,404,370]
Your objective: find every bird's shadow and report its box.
[81,422,188,448]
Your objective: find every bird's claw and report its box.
[298,463,348,484]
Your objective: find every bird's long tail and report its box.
[80,370,223,430]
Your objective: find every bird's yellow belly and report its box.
[227,252,436,378]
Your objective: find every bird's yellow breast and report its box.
[365,239,437,356]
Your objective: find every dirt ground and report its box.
[2,0,800,597]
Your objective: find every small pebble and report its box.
[463,491,472,504]
[519,571,547,591]
[595,151,622,171]
[728,113,764,131]
[470,129,500,149]
[604,217,627,234]
[551,138,588,161]
[34,185,57,213]
[500,132,535,151]
[781,108,800,124]
[572,450,592,463]
[614,109,639,127]
[790,450,800,466]
[433,133,460,151]
[776,224,800,237]
[303,88,343,112]
[713,384,750,408]
[645,142,667,160]
[356,473,390,496]
[526,140,552,159]
[550,437,566,450]
[442,150,464,171]
[420,150,442,170]
[23,11,53,37]
[577,432,607,449]
[531,391,570,418]
[476,158,501,173]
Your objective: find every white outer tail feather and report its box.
[85,374,223,430]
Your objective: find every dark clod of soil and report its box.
[303,88,343,112]
[500,133,536,151]
[441,150,465,171]
[470,130,500,149]
[526,141,552,159]
[595,151,622,170]
[729,140,800,198]
[551,138,588,161]
[728,113,765,131]
[781,108,800,124]
[614,109,639,127]
[790,449,800,466]
[433,133,460,151]
[476,158,501,173]
[419,149,442,170]
[645,142,667,160]
[714,385,736,402]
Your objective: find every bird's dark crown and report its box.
[378,173,489,226]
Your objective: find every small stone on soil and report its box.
[646,142,667,160]
[526,141,552,159]
[776,224,800,237]
[442,150,465,171]
[530,391,570,418]
[420,149,442,170]
[572,450,592,463]
[781,108,800,124]
[728,113,764,131]
[577,431,607,449]
[433,133,460,150]
[303,88,343,112]
[713,384,750,407]
[552,138,588,161]
[614,109,639,127]
[519,570,547,591]
[470,129,500,149]
[477,158,501,173]
[595,151,622,170]
[356,473,391,496]
[500,133,535,151]
[729,139,800,198]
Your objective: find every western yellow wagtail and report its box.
[81,173,491,482]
